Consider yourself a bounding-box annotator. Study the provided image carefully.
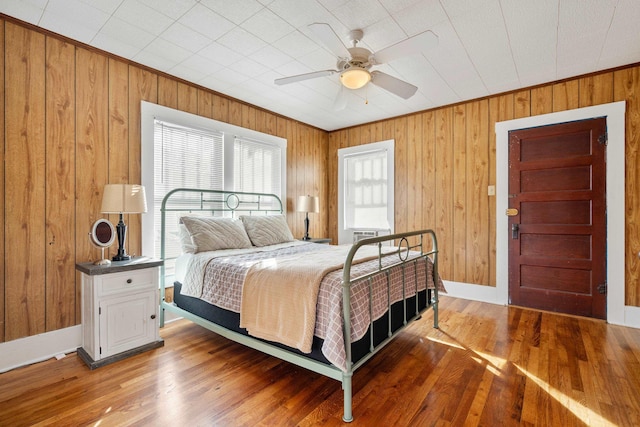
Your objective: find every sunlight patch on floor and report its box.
[515,364,615,426]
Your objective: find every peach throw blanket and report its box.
[239,244,382,353]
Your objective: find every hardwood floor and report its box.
[1,296,640,426]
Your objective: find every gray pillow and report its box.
[180,216,252,252]
[240,215,294,247]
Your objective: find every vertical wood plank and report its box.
[157,75,177,109]
[128,65,157,260]
[514,90,531,119]
[327,131,340,244]
[45,36,76,330]
[394,117,408,234]
[488,93,514,286]
[108,59,129,184]
[212,94,229,123]
[452,105,467,282]
[407,114,423,245]
[578,73,614,107]
[285,121,297,232]
[434,108,454,279]
[177,82,198,115]
[242,104,256,131]
[531,86,553,115]
[228,100,242,127]
[552,80,579,112]
[614,67,640,306]
[5,23,46,340]
[0,19,5,342]
[75,47,109,265]
[198,89,213,119]
[421,112,436,252]
[127,65,158,255]
[106,58,130,259]
[466,100,490,285]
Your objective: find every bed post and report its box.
[342,372,353,422]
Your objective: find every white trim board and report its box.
[0,325,82,373]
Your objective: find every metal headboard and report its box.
[159,187,284,290]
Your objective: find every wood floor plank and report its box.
[1,296,640,426]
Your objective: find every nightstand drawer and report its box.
[98,269,155,296]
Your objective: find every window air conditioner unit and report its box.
[353,229,391,245]
[353,230,378,243]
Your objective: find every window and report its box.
[234,136,282,196]
[337,140,394,244]
[141,102,286,272]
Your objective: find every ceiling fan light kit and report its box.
[340,68,371,89]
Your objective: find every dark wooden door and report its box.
[508,118,607,319]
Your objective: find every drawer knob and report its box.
[126,279,132,284]
[150,314,156,320]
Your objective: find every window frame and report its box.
[140,101,287,259]
[337,139,395,245]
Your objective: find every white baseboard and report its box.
[620,305,640,329]
[442,280,508,306]
[443,280,640,329]
[0,325,82,373]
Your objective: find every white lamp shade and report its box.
[101,184,148,214]
[297,195,319,213]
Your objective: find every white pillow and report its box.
[180,216,252,252]
[240,215,295,247]
[178,223,197,254]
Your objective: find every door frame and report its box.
[495,101,627,325]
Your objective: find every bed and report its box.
[159,188,442,422]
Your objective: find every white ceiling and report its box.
[1,0,639,131]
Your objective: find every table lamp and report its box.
[296,195,319,241]
[101,184,147,261]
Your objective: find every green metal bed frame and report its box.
[158,188,439,422]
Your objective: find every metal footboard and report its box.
[340,230,439,422]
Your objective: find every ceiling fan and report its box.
[274,23,438,106]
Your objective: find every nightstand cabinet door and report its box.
[100,290,158,358]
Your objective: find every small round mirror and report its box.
[89,219,115,265]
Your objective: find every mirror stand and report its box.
[94,247,111,266]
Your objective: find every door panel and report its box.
[508,118,607,319]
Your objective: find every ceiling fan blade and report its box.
[274,69,337,85]
[373,30,438,64]
[333,86,347,111]
[370,71,418,99]
[308,23,350,59]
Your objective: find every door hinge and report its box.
[597,283,607,295]
[99,307,101,315]
[598,133,608,145]
[99,346,102,355]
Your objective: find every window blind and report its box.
[234,136,282,203]
[344,148,389,230]
[153,119,224,263]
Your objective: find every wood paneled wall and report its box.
[327,67,640,308]
[0,18,328,343]
[2,15,640,344]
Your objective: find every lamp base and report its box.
[113,214,131,262]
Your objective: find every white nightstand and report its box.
[76,257,164,369]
